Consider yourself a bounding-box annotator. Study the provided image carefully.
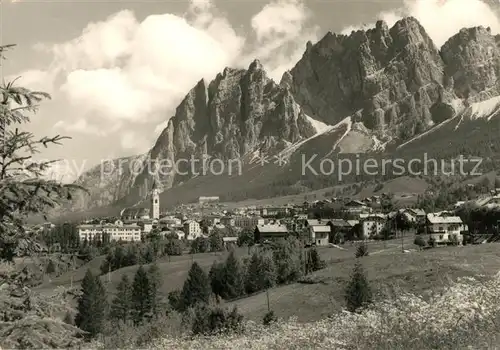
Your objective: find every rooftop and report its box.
[256,224,288,233]
[427,214,463,225]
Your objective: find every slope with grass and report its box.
[37,239,500,327]
[86,243,500,350]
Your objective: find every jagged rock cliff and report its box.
[67,16,500,214]
[71,59,317,210]
[441,26,500,102]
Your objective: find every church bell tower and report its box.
[151,180,160,220]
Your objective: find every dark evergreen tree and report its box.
[168,289,182,311]
[272,239,302,284]
[75,269,108,338]
[124,245,139,266]
[222,251,244,299]
[245,252,261,294]
[100,252,113,275]
[209,261,225,299]
[308,248,325,271]
[209,232,224,252]
[237,228,255,247]
[263,310,278,326]
[355,242,369,258]
[259,253,277,289]
[131,266,153,324]
[110,274,132,322]
[180,262,211,310]
[45,259,56,274]
[165,238,183,256]
[345,262,372,313]
[147,263,162,314]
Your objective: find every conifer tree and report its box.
[209,260,225,298]
[209,231,224,252]
[147,263,162,315]
[0,44,85,262]
[345,262,373,313]
[131,266,153,324]
[259,253,277,289]
[45,259,56,274]
[110,274,132,322]
[180,262,211,310]
[309,248,325,271]
[222,251,244,299]
[245,252,262,294]
[75,269,108,338]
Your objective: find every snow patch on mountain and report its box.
[305,115,332,134]
[469,95,500,120]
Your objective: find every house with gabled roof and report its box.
[254,224,288,243]
[426,213,466,245]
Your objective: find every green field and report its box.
[33,240,500,324]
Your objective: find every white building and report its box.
[309,225,330,246]
[183,220,202,240]
[77,220,142,242]
[159,216,182,227]
[426,213,465,244]
[359,214,386,239]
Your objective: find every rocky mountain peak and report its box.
[280,70,293,89]
[248,58,264,72]
[69,16,500,215]
[441,24,500,101]
[288,16,445,140]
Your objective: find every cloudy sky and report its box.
[1,0,499,182]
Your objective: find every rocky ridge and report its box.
[68,16,500,214]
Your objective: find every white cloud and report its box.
[342,0,500,48]
[247,0,319,81]
[56,10,238,125]
[251,0,308,42]
[54,118,108,136]
[15,0,317,158]
[12,69,56,94]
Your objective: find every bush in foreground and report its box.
[88,273,500,349]
[345,262,373,313]
[355,242,369,258]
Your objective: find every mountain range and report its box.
[61,16,500,218]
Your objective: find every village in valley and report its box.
[38,186,500,253]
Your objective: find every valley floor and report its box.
[35,240,500,324]
[83,242,500,350]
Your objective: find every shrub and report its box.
[168,290,182,312]
[414,235,427,248]
[45,260,56,274]
[165,239,183,256]
[428,236,436,247]
[263,310,278,326]
[308,248,326,271]
[355,242,369,258]
[191,304,244,335]
[345,262,372,313]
